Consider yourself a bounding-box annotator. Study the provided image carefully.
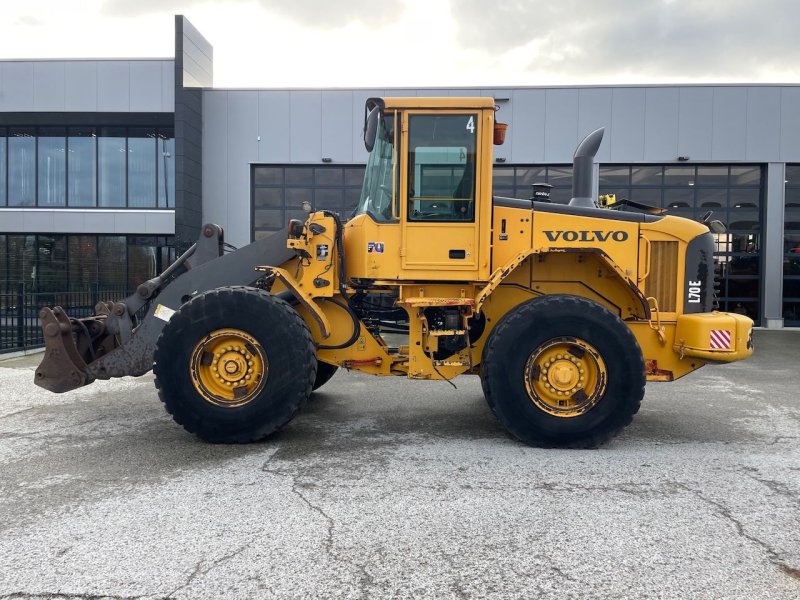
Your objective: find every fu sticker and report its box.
[367,242,384,253]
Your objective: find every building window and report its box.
[8,128,36,207]
[0,126,174,208]
[37,128,67,207]
[784,165,800,326]
[0,128,5,206]
[68,128,97,207]
[0,234,175,293]
[251,165,365,240]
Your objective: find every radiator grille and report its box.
[646,241,678,312]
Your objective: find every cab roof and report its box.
[373,97,496,110]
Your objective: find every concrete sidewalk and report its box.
[0,331,798,599]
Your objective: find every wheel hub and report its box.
[524,338,607,417]
[190,329,267,408]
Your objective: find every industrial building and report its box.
[1,16,798,351]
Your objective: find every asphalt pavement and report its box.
[0,330,798,599]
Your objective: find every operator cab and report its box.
[346,97,495,282]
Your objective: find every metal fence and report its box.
[0,283,130,354]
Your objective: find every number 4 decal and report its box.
[466,116,475,133]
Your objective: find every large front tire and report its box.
[481,295,645,448]
[153,286,316,443]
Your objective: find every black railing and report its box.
[0,283,130,354]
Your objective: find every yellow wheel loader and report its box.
[34,97,754,448]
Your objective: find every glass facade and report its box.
[784,165,800,326]
[597,164,763,323]
[252,165,365,239]
[0,234,175,293]
[0,126,174,208]
[251,162,763,323]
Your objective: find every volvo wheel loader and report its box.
[34,97,754,448]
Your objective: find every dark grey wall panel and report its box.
[610,87,646,161]
[33,62,65,111]
[780,87,800,160]
[644,87,679,161]
[290,91,322,162]
[677,87,713,159]
[0,62,34,111]
[578,88,613,162]
[226,91,259,246]
[509,88,544,163]
[258,91,291,163]
[174,16,212,248]
[97,61,130,111]
[545,89,580,162]
[745,87,780,161]
[711,87,747,160]
[321,91,354,162]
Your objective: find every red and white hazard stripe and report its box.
[709,329,732,350]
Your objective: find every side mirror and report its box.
[364,106,380,152]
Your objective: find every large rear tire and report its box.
[481,295,645,448]
[153,286,316,443]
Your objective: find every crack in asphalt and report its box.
[0,593,160,600]
[739,466,800,509]
[164,542,253,599]
[672,482,800,581]
[260,454,378,599]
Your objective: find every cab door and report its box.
[400,110,483,280]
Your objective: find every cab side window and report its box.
[407,114,477,222]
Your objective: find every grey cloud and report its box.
[102,0,404,27]
[454,0,800,79]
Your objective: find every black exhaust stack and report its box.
[569,127,605,208]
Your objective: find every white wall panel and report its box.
[610,88,646,162]
[578,88,613,162]
[677,87,713,160]
[225,91,259,247]
[544,89,580,163]
[290,91,322,163]
[321,90,354,163]
[509,89,544,163]
[745,87,780,161]
[779,87,800,161]
[130,61,163,113]
[258,91,292,163]
[64,62,98,111]
[643,87,679,162]
[711,87,747,160]
[0,62,35,111]
[97,61,130,112]
[33,62,65,111]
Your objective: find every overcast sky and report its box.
[2,0,799,88]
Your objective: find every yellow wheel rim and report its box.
[523,337,607,418]
[190,328,268,408]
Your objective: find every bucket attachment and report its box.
[35,305,116,393]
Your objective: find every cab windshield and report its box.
[354,115,395,222]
